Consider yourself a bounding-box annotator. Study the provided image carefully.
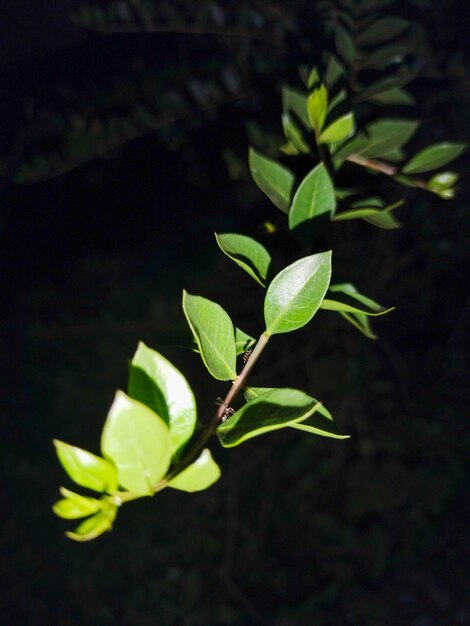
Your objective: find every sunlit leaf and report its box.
[215,232,272,287]
[101,391,172,495]
[128,342,197,460]
[182,291,237,380]
[319,112,355,144]
[264,251,332,335]
[65,504,118,542]
[168,449,221,492]
[217,388,323,447]
[235,328,256,355]
[308,83,328,134]
[249,147,295,213]
[54,440,118,493]
[289,164,336,236]
[53,488,101,519]
[402,142,466,174]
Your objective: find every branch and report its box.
[346,154,428,189]
[82,22,283,46]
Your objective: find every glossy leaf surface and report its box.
[217,388,322,447]
[101,391,172,495]
[289,164,336,235]
[402,142,466,174]
[128,342,196,459]
[182,291,237,380]
[249,148,295,213]
[54,440,118,493]
[168,449,221,492]
[215,233,271,287]
[264,252,332,335]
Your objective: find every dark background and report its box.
[1,1,470,624]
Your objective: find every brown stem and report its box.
[346,154,398,176]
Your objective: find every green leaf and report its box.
[282,86,312,130]
[325,55,345,89]
[369,88,415,106]
[357,74,414,102]
[308,84,328,134]
[335,118,419,160]
[168,449,221,492]
[128,342,197,460]
[182,291,237,380]
[53,488,101,519]
[101,391,172,496]
[217,388,324,447]
[235,328,256,355]
[243,387,347,439]
[215,232,272,287]
[65,505,118,542]
[332,199,404,229]
[282,113,311,155]
[264,251,332,335]
[249,147,295,213]
[427,171,459,193]
[54,440,118,493]
[288,164,336,236]
[361,43,411,70]
[358,17,410,45]
[335,24,356,65]
[321,283,394,316]
[338,311,378,339]
[402,142,466,174]
[319,112,355,144]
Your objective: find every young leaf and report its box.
[427,171,459,194]
[217,388,323,447]
[215,232,272,287]
[308,83,328,134]
[53,488,102,519]
[264,251,332,335]
[402,143,466,174]
[288,164,336,234]
[168,449,221,492]
[54,440,118,493]
[235,328,256,355]
[282,86,312,130]
[249,148,295,213]
[65,505,118,542]
[128,342,197,460]
[182,291,237,380]
[319,112,355,144]
[101,391,172,496]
